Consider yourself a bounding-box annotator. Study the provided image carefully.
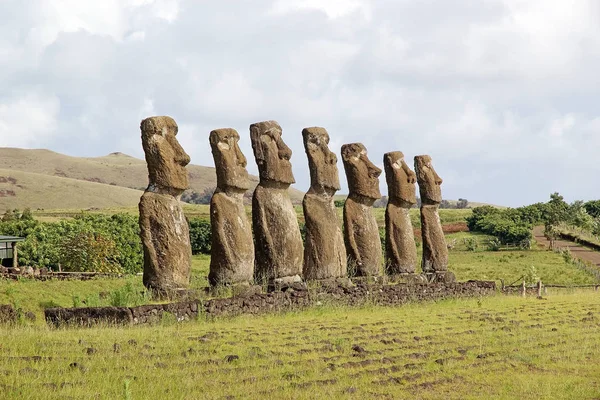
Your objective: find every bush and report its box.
[465,238,478,251]
[0,211,143,273]
[59,229,121,273]
[466,206,534,245]
[188,218,211,255]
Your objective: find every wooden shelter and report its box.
[0,236,25,268]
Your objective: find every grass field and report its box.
[1,231,598,322]
[2,208,600,399]
[1,293,599,399]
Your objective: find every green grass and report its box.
[2,229,600,399]
[2,232,598,323]
[445,232,598,286]
[0,255,212,322]
[1,293,599,399]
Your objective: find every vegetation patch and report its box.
[1,294,598,399]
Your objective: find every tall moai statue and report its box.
[302,127,347,280]
[341,143,383,277]
[139,116,192,295]
[250,121,304,284]
[414,155,453,281]
[384,151,418,275]
[209,128,254,286]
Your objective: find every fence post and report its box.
[537,280,543,298]
[522,281,527,298]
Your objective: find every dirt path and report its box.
[533,226,600,267]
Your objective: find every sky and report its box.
[0,0,599,207]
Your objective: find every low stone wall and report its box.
[205,280,495,317]
[42,281,495,328]
[0,304,17,324]
[45,301,199,328]
[0,267,124,281]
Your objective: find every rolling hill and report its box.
[0,148,305,212]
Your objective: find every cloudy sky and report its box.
[1,0,599,206]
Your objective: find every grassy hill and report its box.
[0,169,144,211]
[0,148,305,211]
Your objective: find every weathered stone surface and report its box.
[209,128,254,286]
[384,151,418,274]
[414,155,448,273]
[42,281,497,327]
[202,280,496,317]
[250,121,303,283]
[139,116,192,294]
[341,143,383,277]
[44,301,199,328]
[302,127,347,280]
[45,306,133,327]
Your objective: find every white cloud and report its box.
[0,0,599,206]
[269,0,371,19]
[0,93,60,148]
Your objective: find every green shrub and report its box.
[188,218,211,255]
[0,211,142,273]
[465,238,478,251]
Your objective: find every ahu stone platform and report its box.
[42,281,496,328]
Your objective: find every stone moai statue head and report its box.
[341,143,382,200]
[141,116,190,194]
[210,128,250,192]
[250,120,295,185]
[414,155,443,205]
[303,127,340,195]
[384,151,417,206]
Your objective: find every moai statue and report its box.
[250,121,303,285]
[139,116,192,295]
[302,127,347,280]
[384,151,418,275]
[341,143,383,277]
[414,155,454,282]
[209,128,254,287]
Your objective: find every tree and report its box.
[584,200,600,218]
[457,198,469,209]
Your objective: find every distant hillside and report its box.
[332,194,504,209]
[0,169,143,211]
[0,148,304,212]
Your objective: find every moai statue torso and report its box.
[250,121,303,284]
[341,143,383,277]
[384,151,418,275]
[139,116,192,294]
[209,128,254,286]
[302,127,347,280]
[414,155,450,277]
